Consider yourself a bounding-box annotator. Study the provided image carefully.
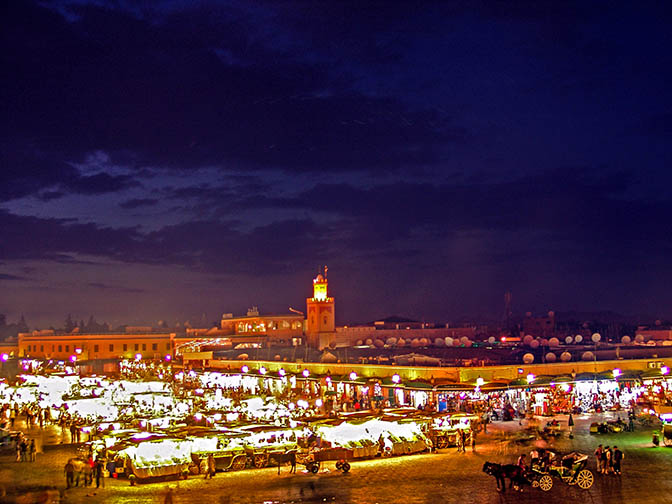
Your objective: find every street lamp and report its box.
[278,368,286,377]
[241,365,249,373]
[526,373,536,384]
[349,371,358,381]
[392,373,401,384]
[259,366,267,375]
[661,366,669,375]
[302,369,310,378]
[612,368,622,379]
[476,377,485,387]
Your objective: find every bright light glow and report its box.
[69,355,77,362]
[302,369,310,378]
[501,337,506,342]
[134,353,142,361]
[661,366,670,375]
[194,413,203,421]
[325,376,331,383]
[164,354,171,362]
[278,368,286,377]
[526,373,536,384]
[288,402,295,410]
[75,348,82,355]
[612,368,622,378]
[297,399,309,409]
[140,420,147,428]
[259,366,267,375]
[475,377,485,387]
[213,413,222,421]
[241,365,249,373]
[1,354,8,362]
[349,371,358,381]
[392,373,401,384]
[315,399,323,407]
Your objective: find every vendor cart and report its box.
[298,447,353,473]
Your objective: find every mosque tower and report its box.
[306,266,335,347]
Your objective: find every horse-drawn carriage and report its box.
[528,452,594,491]
[483,452,594,493]
[590,419,626,434]
[297,447,353,473]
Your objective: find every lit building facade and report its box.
[18,331,175,361]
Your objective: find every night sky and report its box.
[1,1,671,328]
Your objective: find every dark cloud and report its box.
[88,282,145,293]
[2,1,459,181]
[119,198,158,209]
[0,273,28,281]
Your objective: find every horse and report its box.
[482,461,528,492]
[268,450,297,475]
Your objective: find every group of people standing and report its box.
[594,444,624,475]
[14,434,37,462]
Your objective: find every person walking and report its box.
[29,439,36,462]
[604,446,613,474]
[594,445,603,473]
[95,457,105,488]
[613,446,624,475]
[204,453,216,479]
[65,460,75,489]
[470,429,476,453]
[19,438,28,462]
[164,487,175,504]
[568,414,574,439]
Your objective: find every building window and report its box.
[65,345,69,352]
[94,345,99,352]
[58,345,62,352]
[152,343,157,351]
[123,344,127,351]
[323,317,327,325]
[52,345,55,352]
[166,343,170,350]
[142,343,146,351]
[109,344,114,352]
[40,345,44,352]
[135,344,139,351]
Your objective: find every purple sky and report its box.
[1,1,671,328]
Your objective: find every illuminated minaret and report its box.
[306,266,335,347]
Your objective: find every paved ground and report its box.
[1,412,671,503]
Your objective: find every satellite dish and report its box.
[445,337,454,346]
[523,335,534,345]
[621,335,631,344]
[523,353,534,364]
[591,333,601,343]
[549,337,560,347]
[530,339,540,349]
[488,336,496,344]
[434,338,445,346]
[565,336,573,344]
[581,351,594,361]
[575,335,583,343]
[546,352,557,362]
[560,351,572,362]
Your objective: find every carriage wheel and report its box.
[253,454,268,468]
[335,462,342,470]
[341,462,350,473]
[310,463,319,474]
[437,438,448,449]
[539,475,553,491]
[231,456,247,471]
[664,436,672,447]
[531,480,539,488]
[576,470,594,489]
